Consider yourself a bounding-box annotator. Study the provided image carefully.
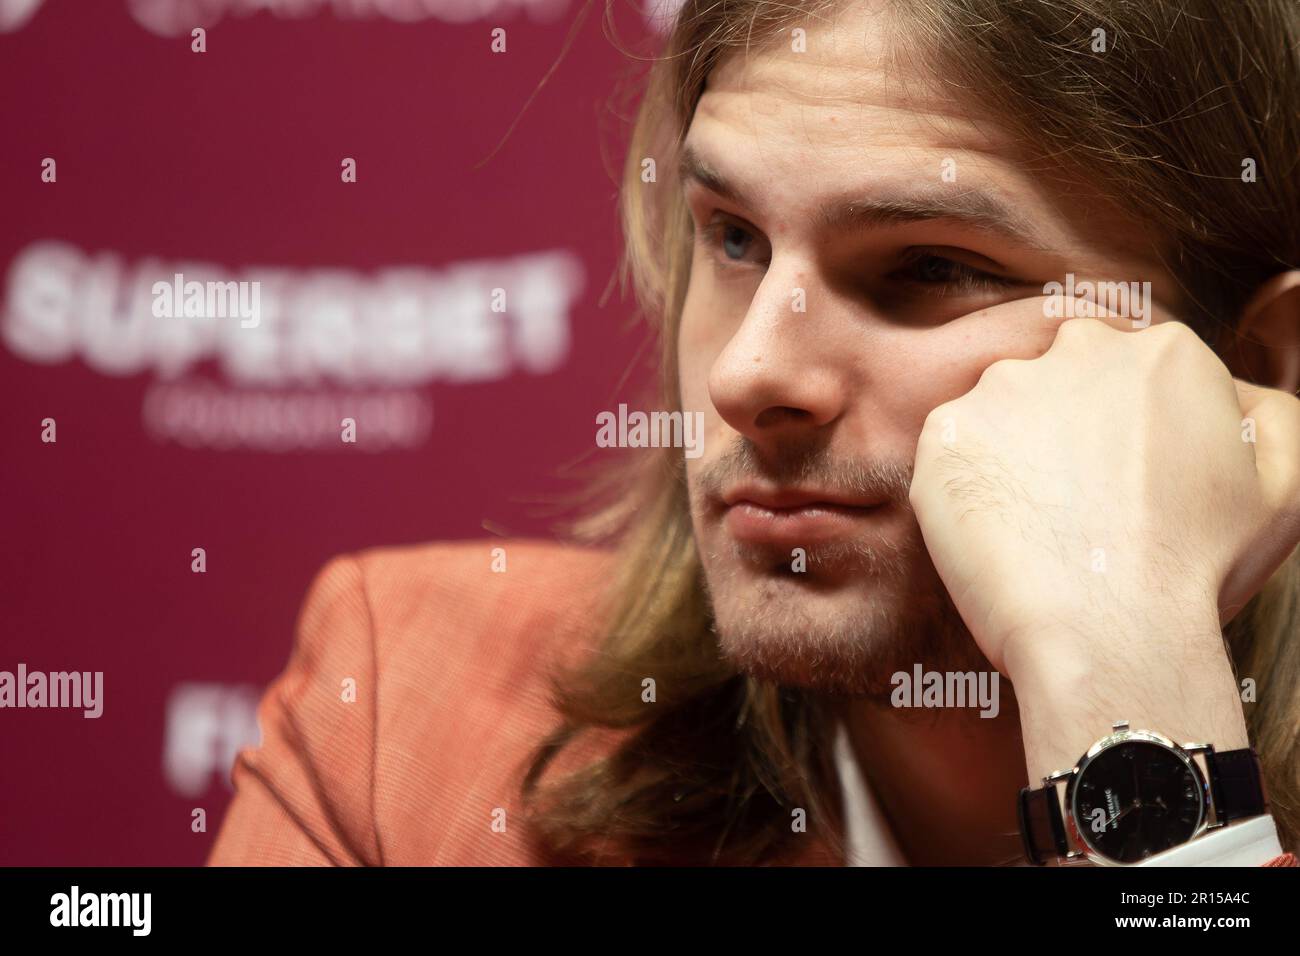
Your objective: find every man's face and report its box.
[678,1,1184,697]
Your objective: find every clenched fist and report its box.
[909,296,1300,779]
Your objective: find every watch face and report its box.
[1072,740,1204,863]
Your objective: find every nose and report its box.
[706,265,850,450]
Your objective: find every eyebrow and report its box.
[677,142,1048,249]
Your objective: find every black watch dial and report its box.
[1072,740,1204,863]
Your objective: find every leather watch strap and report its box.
[1018,783,1068,866]
[1206,747,1268,823]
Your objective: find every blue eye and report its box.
[894,249,1014,291]
[719,224,750,260]
[698,217,767,266]
[695,217,1017,294]
[910,254,963,282]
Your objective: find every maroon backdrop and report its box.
[0,0,664,864]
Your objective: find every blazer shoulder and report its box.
[349,536,614,637]
[350,537,614,602]
[343,537,616,707]
[208,539,617,866]
[208,552,381,865]
[335,539,619,864]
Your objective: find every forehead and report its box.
[683,2,1169,271]
[698,2,1011,153]
[689,4,1015,196]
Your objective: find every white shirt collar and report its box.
[833,717,908,866]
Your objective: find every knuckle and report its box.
[1054,316,1108,343]
[1259,386,1299,417]
[1148,317,1196,339]
[1146,319,1223,373]
[1147,319,1204,354]
[920,401,953,434]
[915,404,955,461]
[977,357,1027,388]
[907,470,925,505]
[1263,387,1300,437]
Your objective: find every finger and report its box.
[1219,379,1300,621]
[1233,379,1300,517]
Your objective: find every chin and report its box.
[698,528,985,698]
[702,550,912,697]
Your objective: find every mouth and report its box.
[720,486,887,548]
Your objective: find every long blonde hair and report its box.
[519,0,1300,864]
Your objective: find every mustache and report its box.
[694,436,914,504]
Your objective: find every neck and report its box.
[833,688,1029,866]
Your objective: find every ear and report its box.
[1223,270,1300,395]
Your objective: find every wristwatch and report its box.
[1018,720,1268,865]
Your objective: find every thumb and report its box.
[1233,379,1300,517]
[1220,379,1300,622]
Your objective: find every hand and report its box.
[908,296,1300,777]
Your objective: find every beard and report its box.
[691,436,994,701]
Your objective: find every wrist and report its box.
[1001,589,1226,692]
[1008,622,1248,782]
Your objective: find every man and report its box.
[209,0,1300,866]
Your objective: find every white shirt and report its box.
[832,719,1284,866]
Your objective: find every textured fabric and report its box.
[1133,815,1288,867]
[207,539,1297,868]
[833,720,907,865]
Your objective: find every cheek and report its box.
[878,314,1061,436]
[677,343,711,415]
[678,289,744,481]
[677,280,731,414]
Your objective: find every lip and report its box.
[720,486,885,547]
[721,485,882,510]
